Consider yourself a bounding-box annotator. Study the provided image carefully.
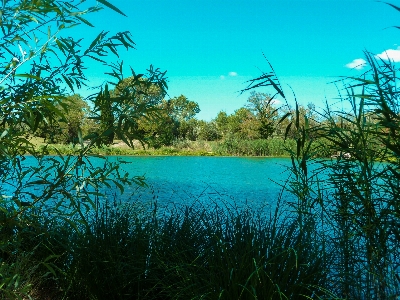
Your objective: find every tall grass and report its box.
[317,52,400,299]
[212,138,296,156]
[239,50,400,299]
[1,197,337,299]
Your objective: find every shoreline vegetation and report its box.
[31,137,333,158]
[32,137,294,157]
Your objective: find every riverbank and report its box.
[30,137,305,157]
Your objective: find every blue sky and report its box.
[78,0,400,120]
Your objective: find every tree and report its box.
[164,95,200,142]
[197,120,220,141]
[35,94,91,144]
[225,108,259,140]
[91,74,168,146]
[215,111,230,138]
[246,91,280,138]
[0,2,167,297]
[167,95,200,122]
[64,95,92,144]
[178,118,199,140]
[110,92,200,148]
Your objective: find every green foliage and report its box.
[1,200,332,300]
[35,94,92,144]
[3,1,400,299]
[105,86,201,148]
[213,137,296,156]
[225,107,259,140]
[91,70,168,147]
[318,52,400,299]
[178,118,199,141]
[167,94,200,122]
[197,120,220,141]
[0,0,167,298]
[246,91,280,138]
[243,48,400,299]
[213,92,293,141]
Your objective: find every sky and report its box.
[76,0,400,120]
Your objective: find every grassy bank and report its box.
[30,137,335,157]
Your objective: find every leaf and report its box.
[97,0,127,17]
[86,54,107,63]
[26,180,48,185]
[378,1,400,12]
[78,128,83,147]
[113,180,124,193]
[86,31,105,54]
[62,74,74,91]
[76,15,94,27]
[284,122,292,140]
[278,112,291,125]
[15,73,41,80]
[41,262,57,277]
[0,129,8,139]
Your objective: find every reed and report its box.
[1,196,337,299]
[316,52,400,299]
[238,49,400,299]
[211,138,296,157]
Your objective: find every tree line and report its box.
[35,80,320,148]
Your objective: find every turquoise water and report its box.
[110,156,293,207]
[3,156,296,210]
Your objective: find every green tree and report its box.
[167,95,200,142]
[246,91,280,138]
[0,1,167,297]
[178,118,199,140]
[36,94,91,144]
[91,71,168,146]
[167,95,200,122]
[227,107,259,140]
[137,105,178,148]
[197,120,220,141]
[121,94,200,147]
[215,111,230,138]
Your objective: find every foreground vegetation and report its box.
[1,1,400,299]
[1,199,334,299]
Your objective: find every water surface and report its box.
[110,156,293,208]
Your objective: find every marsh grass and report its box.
[211,138,296,157]
[318,52,400,299]
[1,196,337,300]
[239,50,400,299]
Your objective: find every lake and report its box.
[4,156,297,211]
[105,156,295,209]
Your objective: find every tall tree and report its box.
[246,91,280,139]
[91,72,168,146]
[36,94,90,144]
[167,95,200,122]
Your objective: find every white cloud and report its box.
[220,75,225,80]
[271,99,281,105]
[376,49,400,62]
[345,58,367,70]
[228,71,238,77]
